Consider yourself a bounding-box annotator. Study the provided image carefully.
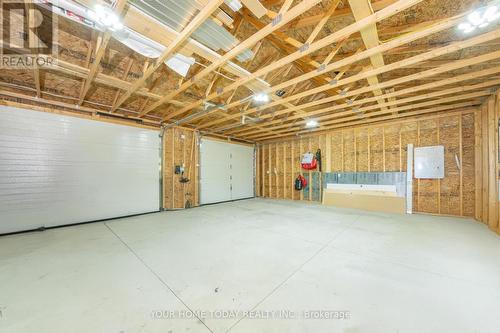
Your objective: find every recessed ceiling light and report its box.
[458,6,500,33]
[306,119,318,128]
[88,5,123,31]
[253,93,269,103]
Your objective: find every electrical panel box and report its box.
[414,145,445,179]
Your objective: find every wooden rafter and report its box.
[245,81,499,139]
[1,0,500,144]
[142,0,323,117]
[111,58,134,111]
[348,0,389,110]
[198,21,497,130]
[161,0,426,122]
[78,0,128,105]
[25,2,41,97]
[111,0,226,112]
[254,100,482,140]
[289,0,398,29]
[225,48,500,137]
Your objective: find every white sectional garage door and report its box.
[200,138,254,205]
[0,106,160,234]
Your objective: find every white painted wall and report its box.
[200,138,254,204]
[0,106,160,234]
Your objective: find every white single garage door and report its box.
[0,106,160,234]
[200,138,254,204]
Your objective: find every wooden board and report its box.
[322,189,406,214]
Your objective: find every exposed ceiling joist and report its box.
[197,15,484,130]
[111,0,226,112]
[142,0,323,117]
[162,0,425,122]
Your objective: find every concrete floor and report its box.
[1,198,500,333]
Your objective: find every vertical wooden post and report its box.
[182,130,186,207]
[162,129,166,209]
[482,103,489,223]
[308,137,312,201]
[367,129,371,172]
[496,92,500,229]
[268,144,272,198]
[417,121,421,212]
[399,129,403,172]
[341,130,345,172]
[171,128,175,209]
[325,133,332,172]
[487,97,497,228]
[437,118,441,214]
[474,110,483,221]
[459,115,463,216]
[300,138,304,201]
[255,145,260,197]
[291,140,295,199]
[354,129,358,172]
[194,132,199,206]
[283,143,286,199]
[382,126,386,172]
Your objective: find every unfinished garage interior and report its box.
[2,0,500,331]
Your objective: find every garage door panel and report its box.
[200,138,254,204]
[231,144,255,200]
[200,139,231,204]
[0,106,160,234]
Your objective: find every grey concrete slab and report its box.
[1,198,499,333]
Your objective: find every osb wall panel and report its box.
[356,128,369,172]
[257,111,477,218]
[417,119,439,214]
[384,124,401,172]
[285,141,293,200]
[162,127,198,209]
[331,133,343,171]
[439,117,460,215]
[462,113,475,217]
[343,130,355,172]
[369,127,384,172]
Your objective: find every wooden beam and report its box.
[78,0,128,104]
[260,103,481,141]
[290,0,398,29]
[154,0,423,119]
[249,93,489,140]
[305,0,342,44]
[195,13,470,128]
[25,2,41,97]
[0,89,161,126]
[234,72,500,136]
[487,96,498,228]
[348,0,389,109]
[202,29,500,130]
[111,58,134,111]
[142,0,323,117]
[112,0,225,112]
[242,0,268,18]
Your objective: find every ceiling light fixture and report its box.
[88,4,123,31]
[458,5,500,33]
[305,119,318,128]
[253,92,270,103]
